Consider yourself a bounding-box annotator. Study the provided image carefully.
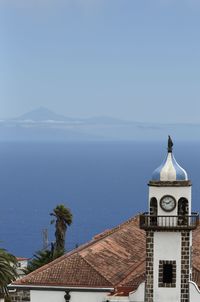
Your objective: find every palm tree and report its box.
[50,204,72,256]
[25,249,54,274]
[25,205,73,274]
[0,248,17,297]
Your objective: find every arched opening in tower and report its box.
[150,197,158,226]
[178,197,189,226]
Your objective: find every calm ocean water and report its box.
[0,141,199,257]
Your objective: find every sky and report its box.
[1,0,200,122]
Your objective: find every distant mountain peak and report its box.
[18,107,70,122]
[16,108,131,125]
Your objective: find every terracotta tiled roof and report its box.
[16,257,29,261]
[13,216,145,289]
[192,223,200,271]
[80,216,145,286]
[12,216,200,291]
[15,253,112,288]
[117,260,145,288]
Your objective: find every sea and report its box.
[0,140,199,258]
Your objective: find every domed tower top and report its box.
[152,136,188,181]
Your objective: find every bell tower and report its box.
[140,137,199,302]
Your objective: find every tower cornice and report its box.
[148,180,192,187]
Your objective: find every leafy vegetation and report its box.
[25,249,54,274]
[0,248,17,297]
[50,204,73,256]
[26,204,73,273]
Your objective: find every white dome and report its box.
[152,137,188,181]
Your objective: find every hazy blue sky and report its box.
[1,0,200,122]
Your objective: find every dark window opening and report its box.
[163,264,173,283]
[178,198,189,225]
[159,260,176,287]
[150,197,157,226]
[178,198,188,215]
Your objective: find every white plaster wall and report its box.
[31,290,109,302]
[189,281,200,301]
[70,291,109,302]
[153,232,181,302]
[129,281,145,302]
[149,186,191,216]
[106,297,129,302]
[18,260,28,269]
[31,290,65,302]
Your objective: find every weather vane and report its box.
[168,135,173,153]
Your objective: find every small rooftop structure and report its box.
[15,257,29,278]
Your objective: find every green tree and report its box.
[50,204,72,256]
[25,249,54,274]
[0,248,17,297]
[25,204,73,274]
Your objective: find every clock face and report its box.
[160,195,176,212]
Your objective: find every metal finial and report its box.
[168,135,173,153]
[64,291,71,302]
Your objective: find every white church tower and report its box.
[140,137,199,302]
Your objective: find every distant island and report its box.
[0,107,200,141]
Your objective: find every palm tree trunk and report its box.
[54,220,67,255]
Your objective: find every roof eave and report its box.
[8,284,114,292]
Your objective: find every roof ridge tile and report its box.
[93,215,140,240]
[116,260,146,287]
[79,254,113,286]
